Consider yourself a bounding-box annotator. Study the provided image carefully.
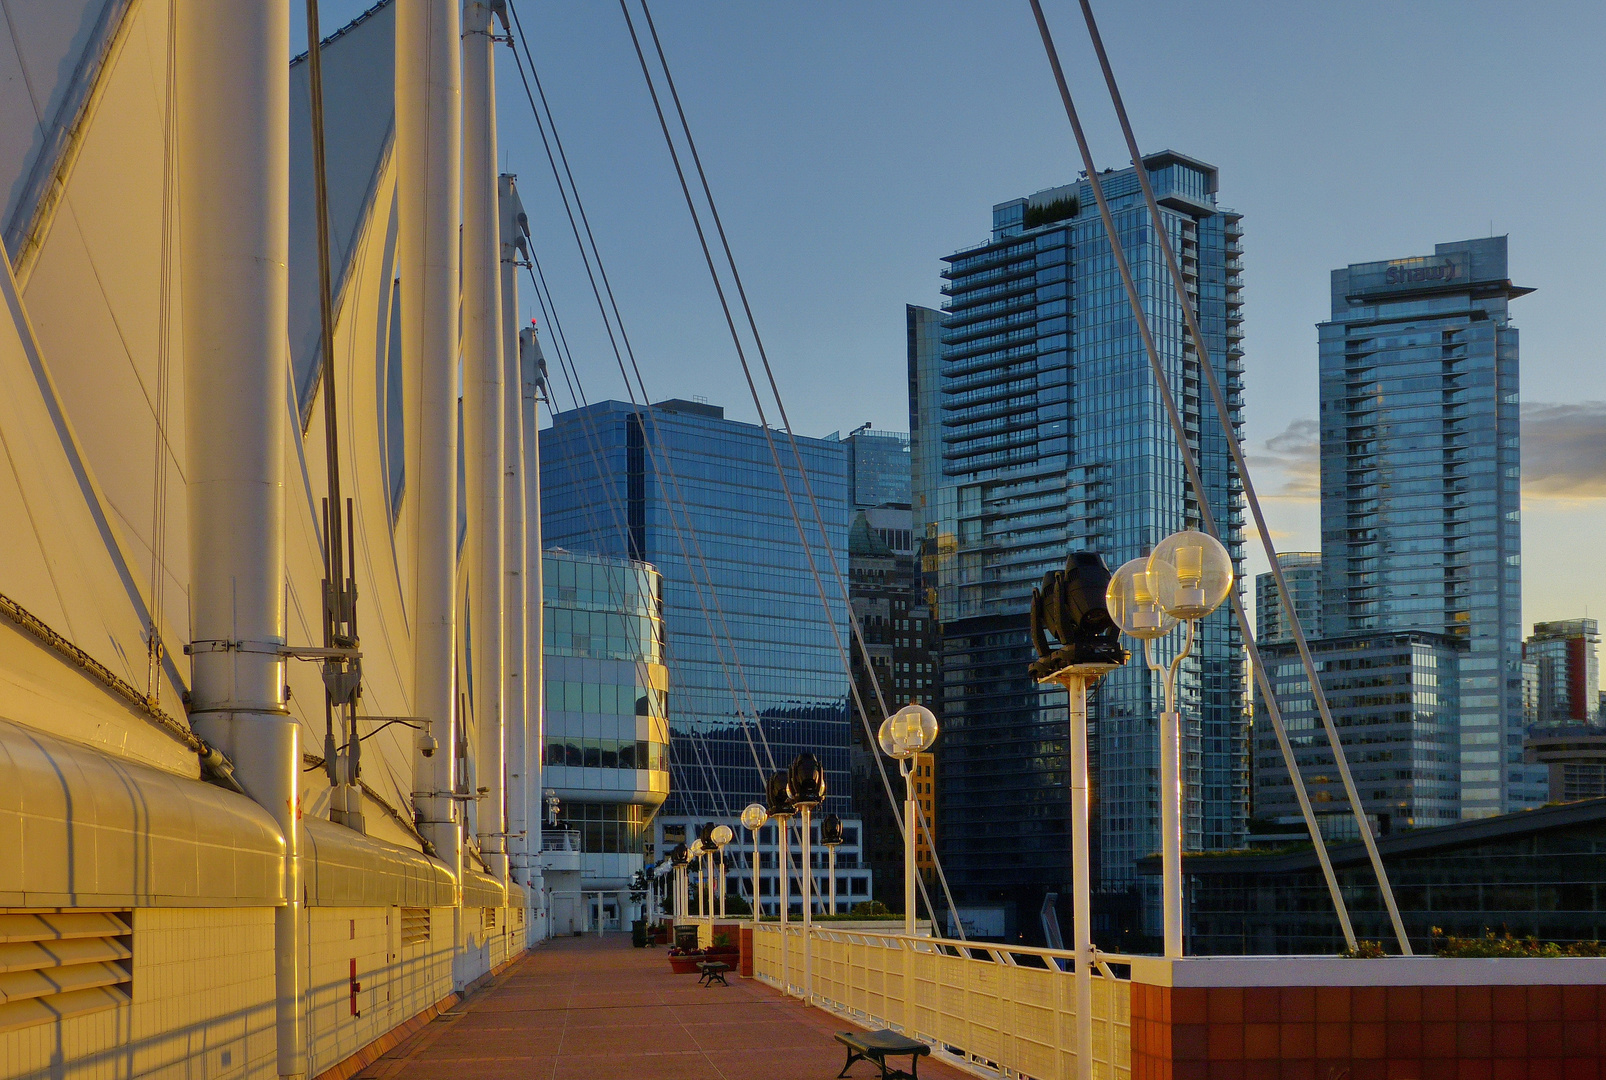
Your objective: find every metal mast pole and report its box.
[177,1,301,1074]
[520,324,547,937]
[500,176,529,911]
[463,0,506,883]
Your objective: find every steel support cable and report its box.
[504,14,782,799]
[503,14,778,789]
[1070,0,1401,952]
[147,0,179,709]
[617,0,957,936]
[1027,0,1378,953]
[628,0,963,934]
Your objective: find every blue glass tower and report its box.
[926,153,1247,942]
[540,399,852,820]
[1318,237,1537,817]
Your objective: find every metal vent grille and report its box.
[0,911,133,1034]
[400,908,430,946]
[482,907,497,932]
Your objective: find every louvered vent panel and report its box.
[482,907,497,932]
[400,908,431,946]
[0,911,132,1034]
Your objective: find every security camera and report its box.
[417,731,439,758]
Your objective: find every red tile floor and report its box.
[357,932,973,1080]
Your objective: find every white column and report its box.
[778,819,790,994]
[801,806,813,1001]
[1066,675,1095,1080]
[520,325,546,937]
[462,0,505,882]
[176,3,300,1075]
[1161,704,1183,957]
[499,175,528,907]
[751,831,761,922]
[398,0,462,910]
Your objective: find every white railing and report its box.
[752,923,1137,1080]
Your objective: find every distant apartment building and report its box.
[541,398,854,821]
[1526,618,1601,726]
[541,549,670,932]
[1253,631,1463,837]
[1255,552,1321,646]
[1318,236,1536,817]
[921,153,1247,943]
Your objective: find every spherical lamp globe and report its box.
[711,824,734,848]
[1105,556,1180,640]
[1147,530,1233,620]
[878,703,938,760]
[740,803,768,832]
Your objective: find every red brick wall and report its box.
[1131,982,1606,1080]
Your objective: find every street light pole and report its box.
[789,753,825,1005]
[821,814,843,916]
[741,804,768,924]
[878,705,938,939]
[902,759,916,936]
[1148,624,1194,956]
[766,770,795,995]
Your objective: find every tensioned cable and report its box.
[1027,0,1394,952]
[147,0,179,709]
[626,0,963,934]
[505,10,784,806]
[1070,0,1405,951]
[503,11,778,789]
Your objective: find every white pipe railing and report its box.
[752,923,1137,1080]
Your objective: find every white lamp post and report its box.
[788,754,825,1003]
[1108,529,1234,958]
[711,824,734,919]
[765,771,795,994]
[820,814,844,915]
[741,803,768,922]
[878,705,938,938]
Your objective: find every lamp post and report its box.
[765,771,795,993]
[740,803,768,923]
[1029,552,1129,1080]
[1107,529,1233,959]
[711,824,734,918]
[820,814,844,915]
[878,705,938,938]
[789,754,825,1003]
[669,842,689,924]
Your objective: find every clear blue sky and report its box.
[302,1,1606,630]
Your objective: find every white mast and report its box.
[500,173,529,905]
[398,0,463,896]
[176,1,303,1076]
[520,321,547,938]
[462,0,506,883]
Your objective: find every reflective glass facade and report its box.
[1318,237,1536,817]
[1252,631,1463,835]
[541,549,669,889]
[927,153,1247,941]
[1255,552,1321,646]
[541,399,852,820]
[1526,619,1600,726]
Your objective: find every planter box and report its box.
[667,956,702,975]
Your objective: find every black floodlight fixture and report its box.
[820,813,844,847]
[669,842,689,866]
[1029,550,1129,679]
[788,753,826,808]
[698,822,716,846]
[765,770,796,817]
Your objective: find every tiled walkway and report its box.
[358,933,972,1080]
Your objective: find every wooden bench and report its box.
[696,960,731,987]
[834,1029,930,1080]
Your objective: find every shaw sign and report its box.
[1384,258,1460,286]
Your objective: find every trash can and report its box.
[632,919,647,948]
[674,924,699,952]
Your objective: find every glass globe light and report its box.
[1105,557,1179,640]
[740,803,768,832]
[711,824,734,848]
[1147,530,1233,620]
[878,703,938,759]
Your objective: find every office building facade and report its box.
[1252,631,1463,837]
[925,153,1247,942]
[1526,618,1600,726]
[541,548,670,931]
[1318,237,1536,817]
[541,398,853,821]
[1255,552,1321,646]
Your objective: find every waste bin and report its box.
[632,919,647,948]
[674,924,699,951]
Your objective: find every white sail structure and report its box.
[0,2,541,1075]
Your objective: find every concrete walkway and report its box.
[358,932,972,1080]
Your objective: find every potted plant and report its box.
[667,945,705,974]
[706,932,739,960]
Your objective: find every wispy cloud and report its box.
[1523,402,1606,499]
[1245,418,1319,501]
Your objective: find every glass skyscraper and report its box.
[1255,552,1321,646]
[1318,237,1538,817]
[924,153,1247,942]
[540,398,852,820]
